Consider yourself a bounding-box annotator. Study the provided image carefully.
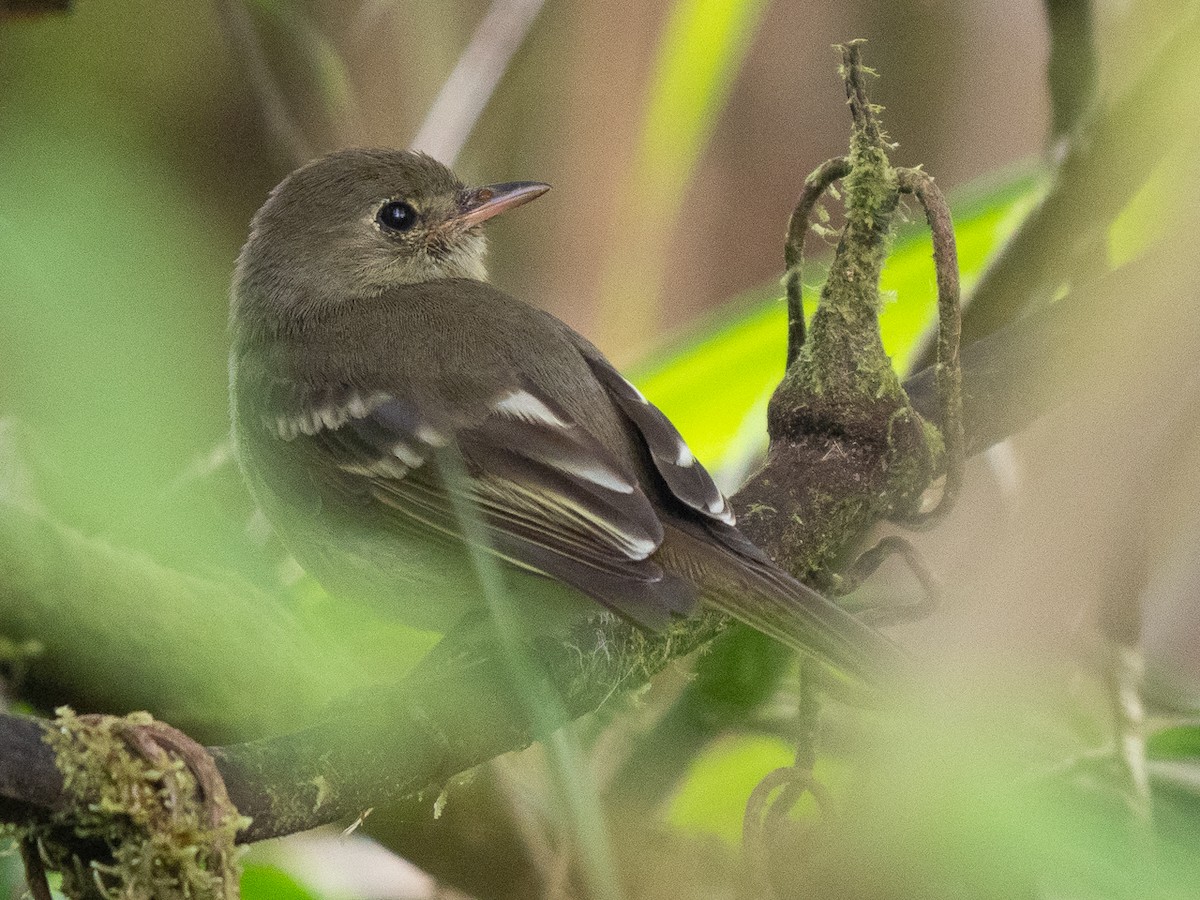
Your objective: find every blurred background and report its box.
[3,1,1200,898]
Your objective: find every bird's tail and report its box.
[668,527,906,686]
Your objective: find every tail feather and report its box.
[662,525,905,685]
[713,561,905,685]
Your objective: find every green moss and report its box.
[783,491,873,583]
[742,502,778,520]
[768,48,951,548]
[921,418,946,466]
[37,707,247,900]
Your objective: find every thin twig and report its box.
[896,168,963,527]
[211,0,314,167]
[741,660,828,899]
[784,156,850,366]
[410,0,548,166]
[835,535,942,627]
[840,41,882,146]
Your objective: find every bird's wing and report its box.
[572,348,907,682]
[566,344,778,563]
[577,354,735,524]
[267,383,696,629]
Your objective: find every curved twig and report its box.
[784,156,851,366]
[895,167,963,527]
[835,535,942,627]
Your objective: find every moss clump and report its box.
[793,490,876,582]
[39,707,247,900]
[747,42,956,587]
[770,51,913,458]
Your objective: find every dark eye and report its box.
[377,200,417,232]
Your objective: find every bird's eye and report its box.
[377,200,418,233]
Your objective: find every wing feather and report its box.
[580,354,736,526]
[268,382,696,628]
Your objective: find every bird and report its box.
[228,148,901,684]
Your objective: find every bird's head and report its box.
[232,148,549,317]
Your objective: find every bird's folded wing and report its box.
[578,355,734,524]
[569,344,776,564]
[268,385,696,628]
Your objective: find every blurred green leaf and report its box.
[0,133,234,533]
[666,733,792,845]
[1148,725,1200,760]
[1108,143,1189,269]
[630,170,1045,471]
[0,844,23,900]
[666,732,854,846]
[241,863,322,900]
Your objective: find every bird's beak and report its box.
[454,181,551,229]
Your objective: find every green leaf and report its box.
[241,863,322,900]
[666,734,793,845]
[1148,725,1200,760]
[598,0,772,345]
[666,733,852,846]
[632,0,771,217]
[1108,142,1189,269]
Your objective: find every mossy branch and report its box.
[740,42,956,583]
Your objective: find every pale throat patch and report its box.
[421,231,489,283]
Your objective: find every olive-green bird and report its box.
[229,148,901,683]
